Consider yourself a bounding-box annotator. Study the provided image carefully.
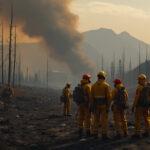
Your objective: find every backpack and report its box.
[114,87,127,109]
[60,88,67,103]
[73,85,85,105]
[138,85,150,108]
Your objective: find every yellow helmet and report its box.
[138,74,147,80]
[97,71,107,78]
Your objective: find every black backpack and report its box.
[73,85,85,105]
[114,87,127,109]
[138,85,150,108]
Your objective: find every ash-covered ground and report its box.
[0,87,150,150]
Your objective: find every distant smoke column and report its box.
[1,0,94,75]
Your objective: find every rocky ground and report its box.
[0,87,150,150]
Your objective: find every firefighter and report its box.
[63,83,72,116]
[1,84,14,122]
[77,74,92,138]
[1,84,14,111]
[132,74,150,138]
[91,71,111,140]
[111,79,128,138]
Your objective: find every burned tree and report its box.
[129,57,132,86]
[101,54,104,70]
[1,20,4,84]
[111,61,115,81]
[138,43,141,75]
[46,56,49,90]
[145,45,149,76]
[18,52,21,87]
[122,49,125,81]
[8,4,14,85]
[12,26,17,87]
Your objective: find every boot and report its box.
[78,128,83,139]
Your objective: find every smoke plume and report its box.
[0,0,94,75]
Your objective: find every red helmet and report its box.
[82,74,91,80]
[114,79,122,85]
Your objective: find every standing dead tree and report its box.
[138,43,141,75]
[1,20,4,84]
[18,52,21,87]
[129,57,132,86]
[122,49,125,81]
[46,56,49,90]
[101,54,104,70]
[110,61,115,81]
[118,59,122,79]
[12,26,17,87]
[8,4,14,85]
[145,45,148,76]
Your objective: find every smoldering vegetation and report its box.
[0,0,94,75]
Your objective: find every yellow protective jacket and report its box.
[81,79,91,103]
[64,87,72,101]
[91,80,111,103]
[112,84,128,103]
[133,84,144,107]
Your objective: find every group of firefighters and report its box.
[62,71,150,140]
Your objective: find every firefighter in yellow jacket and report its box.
[63,83,72,116]
[78,74,91,138]
[132,74,150,138]
[91,71,111,139]
[111,79,128,138]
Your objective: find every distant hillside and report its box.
[83,28,150,70]
[14,28,150,80]
[125,60,150,86]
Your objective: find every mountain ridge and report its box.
[83,28,149,71]
[16,28,150,76]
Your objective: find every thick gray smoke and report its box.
[0,0,94,75]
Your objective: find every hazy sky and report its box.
[71,0,150,43]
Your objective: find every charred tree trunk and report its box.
[12,26,17,87]
[18,52,21,87]
[101,54,104,70]
[138,43,141,75]
[129,57,132,86]
[122,49,125,81]
[145,45,148,76]
[8,4,14,85]
[111,61,115,81]
[1,20,4,85]
[46,57,49,90]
